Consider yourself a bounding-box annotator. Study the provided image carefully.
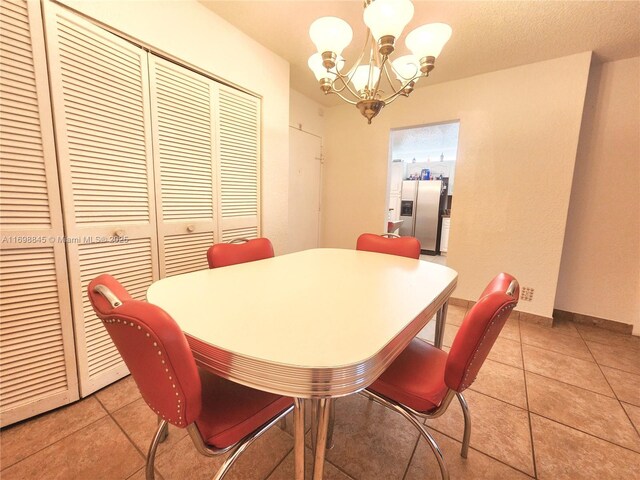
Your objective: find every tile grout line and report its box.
[262,445,293,480]
[526,410,640,455]
[424,425,536,479]
[400,434,421,480]
[103,396,164,480]
[519,320,539,480]
[0,402,109,473]
[576,328,640,442]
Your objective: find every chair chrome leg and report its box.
[457,392,471,458]
[146,420,168,480]
[211,405,295,480]
[157,415,169,443]
[293,398,305,480]
[364,391,449,480]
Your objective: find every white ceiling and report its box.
[200,0,640,107]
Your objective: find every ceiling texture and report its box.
[201,1,640,107]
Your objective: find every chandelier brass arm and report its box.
[307,0,452,124]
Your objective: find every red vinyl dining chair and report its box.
[355,232,421,259]
[207,237,274,268]
[363,273,519,480]
[88,274,293,480]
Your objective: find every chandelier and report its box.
[307,0,452,124]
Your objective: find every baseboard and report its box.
[449,299,634,335]
[516,311,553,327]
[553,309,634,335]
[449,297,468,307]
[449,297,553,327]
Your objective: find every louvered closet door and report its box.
[43,3,158,396]
[216,85,261,242]
[0,0,79,426]
[149,55,216,277]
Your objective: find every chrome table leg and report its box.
[312,398,332,480]
[293,398,306,480]
[435,301,449,349]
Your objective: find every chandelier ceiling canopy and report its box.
[307,0,452,124]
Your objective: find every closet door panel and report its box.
[43,3,158,396]
[217,85,261,240]
[149,55,216,277]
[0,0,78,426]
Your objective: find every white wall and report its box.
[290,89,325,138]
[556,57,640,334]
[287,89,325,252]
[322,52,592,320]
[58,0,291,253]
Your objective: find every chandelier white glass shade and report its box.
[308,0,452,123]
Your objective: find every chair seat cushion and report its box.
[195,369,293,449]
[368,338,449,413]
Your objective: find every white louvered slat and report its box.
[49,8,151,226]
[0,0,79,427]
[221,227,259,243]
[0,248,67,410]
[163,232,213,277]
[0,1,50,230]
[44,3,159,397]
[149,55,217,279]
[217,86,260,232]
[152,58,214,222]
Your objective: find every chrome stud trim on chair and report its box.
[363,273,519,479]
[88,275,294,480]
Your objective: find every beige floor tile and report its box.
[267,447,353,480]
[622,403,640,432]
[154,432,225,480]
[531,414,640,480]
[112,397,188,457]
[427,390,534,475]
[587,341,640,375]
[225,427,293,480]
[576,324,640,350]
[526,372,640,452]
[0,417,143,480]
[601,366,640,407]
[94,375,142,413]
[324,394,420,480]
[0,396,106,468]
[499,318,521,341]
[520,323,593,361]
[550,319,581,338]
[155,425,292,480]
[522,344,613,396]
[487,336,523,369]
[469,358,527,409]
[405,430,532,480]
[444,305,467,327]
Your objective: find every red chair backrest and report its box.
[444,273,519,392]
[356,233,421,259]
[88,274,202,428]
[207,238,274,268]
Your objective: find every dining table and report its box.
[146,247,458,480]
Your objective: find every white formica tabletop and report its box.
[147,248,457,398]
